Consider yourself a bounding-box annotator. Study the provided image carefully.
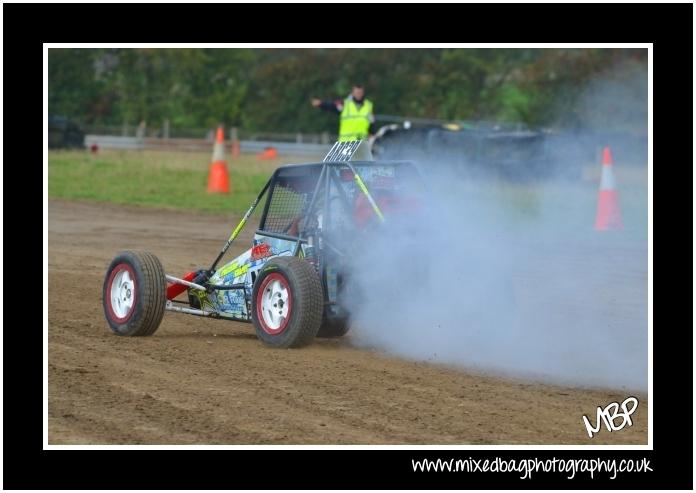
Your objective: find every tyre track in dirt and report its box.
[48,199,648,444]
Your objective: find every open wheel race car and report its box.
[103,141,426,348]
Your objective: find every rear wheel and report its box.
[103,250,167,336]
[251,256,323,348]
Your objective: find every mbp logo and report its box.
[582,396,639,438]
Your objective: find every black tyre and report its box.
[251,256,323,348]
[103,250,167,336]
[317,317,351,338]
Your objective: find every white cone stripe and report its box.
[212,141,226,162]
[599,166,617,191]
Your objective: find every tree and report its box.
[48,48,647,133]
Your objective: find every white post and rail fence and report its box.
[79,114,445,155]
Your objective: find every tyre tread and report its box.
[103,250,166,337]
[252,256,323,348]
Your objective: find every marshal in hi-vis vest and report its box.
[339,98,373,142]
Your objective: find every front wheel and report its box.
[103,250,167,336]
[251,256,323,348]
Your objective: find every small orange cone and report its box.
[594,146,622,230]
[207,126,230,194]
[257,147,278,160]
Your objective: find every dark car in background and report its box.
[371,122,567,181]
[371,121,646,182]
[48,115,85,149]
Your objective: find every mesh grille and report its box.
[262,168,322,235]
[263,186,311,234]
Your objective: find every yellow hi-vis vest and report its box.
[339,98,373,142]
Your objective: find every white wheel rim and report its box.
[261,278,289,331]
[110,268,135,319]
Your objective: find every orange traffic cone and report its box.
[594,146,622,230]
[257,147,278,160]
[207,126,230,194]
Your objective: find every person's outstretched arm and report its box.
[310,98,342,114]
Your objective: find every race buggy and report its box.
[103,141,426,348]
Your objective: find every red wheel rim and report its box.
[256,272,293,335]
[106,263,137,323]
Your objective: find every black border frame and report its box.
[5,2,692,490]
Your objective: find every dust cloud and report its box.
[343,65,648,392]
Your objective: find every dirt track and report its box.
[48,199,648,444]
